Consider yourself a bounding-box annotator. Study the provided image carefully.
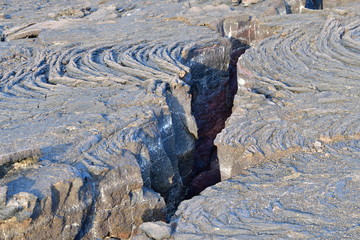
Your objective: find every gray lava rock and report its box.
[216,2,360,180]
[1,0,359,239]
[173,1,360,239]
[0,0,212,238]
[139,221,172,240]
[174,140,360,239]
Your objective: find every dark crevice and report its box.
[181,38,249,199]
[305,0,323,9]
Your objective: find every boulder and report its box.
[139,221,172,240]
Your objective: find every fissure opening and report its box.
[182,38,249,199]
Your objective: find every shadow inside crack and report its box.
[182,37,249,199]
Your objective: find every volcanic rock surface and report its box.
[0,0,359,239]
[174,1,360,239]
[174,140,360,239]
[216,1,360,180]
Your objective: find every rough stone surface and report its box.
[139,221,172,240]
[174,140,360,239]
[1,0,290,238]
[1,0,359,239]
[173,1,360,239]
[216,3,360,180]
[0,1,212,239]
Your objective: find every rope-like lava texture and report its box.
[216,8,360,179]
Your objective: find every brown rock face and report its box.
[0,156,165,239]
[0,164,92,239]
[81,153,166,239]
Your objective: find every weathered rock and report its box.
[323,0,358,8]
[216,2,360,180]
[0,44,187,238]
[0,0,214,238]
[1,0,358,239]
[172,1,360,239]
[174,140,360,239]
[232,0,240,6]
[3,0,283,238]
[0,163,93,239]
[243,0,262,7]
[139,221,172,240]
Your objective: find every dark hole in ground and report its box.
[183,38,249,199]
[305,0,323,9]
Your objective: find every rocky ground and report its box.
[174,140,360,239]
[0,0,359,239]
[174,1,360,240]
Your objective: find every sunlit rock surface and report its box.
[0,1,209,239]
[173,1,360,239]
[1,0,359,239]
[174,140,360,239]
[215,2,360,180]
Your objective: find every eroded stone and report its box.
[1,0,358,239]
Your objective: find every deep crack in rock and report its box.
[1,0,359,239]
[181,38,249,199]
